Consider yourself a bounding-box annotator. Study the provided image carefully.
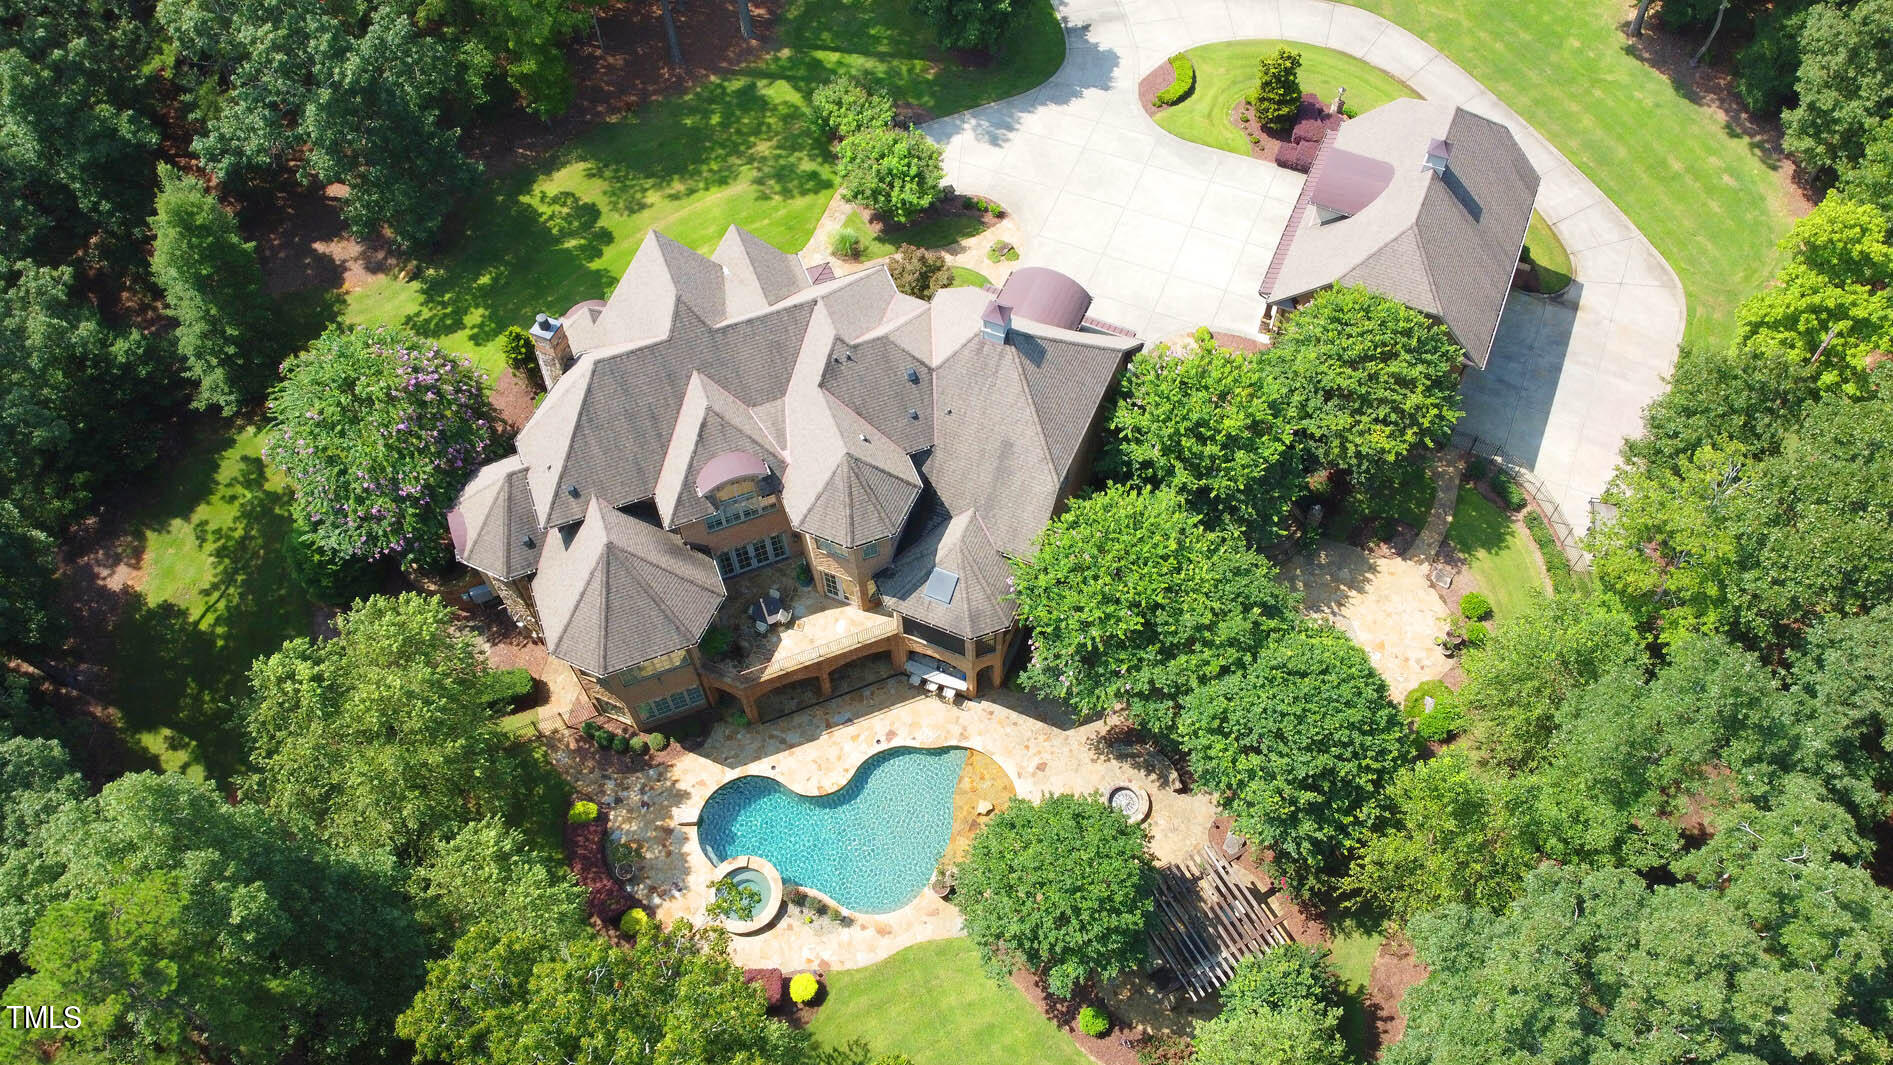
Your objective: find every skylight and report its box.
[923,567,960,604]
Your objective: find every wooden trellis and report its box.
[1148,844,1294,1000]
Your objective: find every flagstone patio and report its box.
[551,678,1218,971]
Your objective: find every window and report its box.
[614,648,689,683]
[862,540,881,559]
[975,634,998,656]
[704,491,775,532]
[813,536,848,559]
[715,534,792,578]
[822,571,844,601]
[640,685,706,723]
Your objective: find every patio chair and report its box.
[753,619,770,636]
[924,681,940,695]
[908,673,923,687]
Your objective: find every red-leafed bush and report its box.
[565,817,632,927]
[744,967,786,1010]
[1291,115,1330,144]
[1277,142,1315,173]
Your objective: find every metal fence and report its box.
[1448,429,1594,571]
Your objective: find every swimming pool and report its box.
[698,746,969,914]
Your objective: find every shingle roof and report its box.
[1260,99,1540,368]
[531,498,725,676]
[651,373,783,529]
[876,510,1017,639]
[783,389,922,548]
[447,455,541,580]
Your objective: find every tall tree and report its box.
[1270,286,1462,491]
[0,732,84,957]
[0,0,159,264]
[408,0,591,118]
[1835,120,1893,227]
[1104,328,1308,542]
[150,166,276,413]
[1010,486,1302,735]
[1791,605,1893,825]
[1458,594,1646,769]
[409,818,588,943]
[1177,627,1410,887]
[952,793,1156,998]
[0,500,61,660]
[836,127,944,225]
[1,772,425,1064]
[266,324,496,566]
[0,260,172,529]
[912,0,1020,51]
[1782,0,1893,176]
[243,593,521,864]
[398,919,806,1065]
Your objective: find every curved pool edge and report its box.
[683,739,1014,826]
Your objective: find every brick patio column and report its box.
[817,670,833,697]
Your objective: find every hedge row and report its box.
[1523,510,1576,596]
[1154,53,1195,107]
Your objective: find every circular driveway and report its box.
[922,0,1686,538]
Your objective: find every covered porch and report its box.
[698,564,901,721]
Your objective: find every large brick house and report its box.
[449,226,1140,731]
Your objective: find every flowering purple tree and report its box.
[266,325,497,567]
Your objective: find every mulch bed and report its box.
[1228,93,1343,167]
[1010,971,1142,1065]
[1137,62,1179,120]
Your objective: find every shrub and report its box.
[986,239,1013,263]
[838,128,944,224]
[829,229,864,260]
[1078,1006,1111,1037]
[626,735,649,755]
[914,0,1019,51]
[1153,52,1195,107]
[1490,470,1527,510]
[611,732,630,753]
[888,244,953,300]
[744,967,786,1010]
[1415,701,1467,742]
[284,519,385,605]
[619,907,653,937]
[1463,621,1489,647]
[1523,512,1576,595]
[1458,592,1492,621]
[699,625,733,658]
[567,801,599,824]
[810,76,896,140]
[1466,456,1490,482]
[1403,679,1456,721]
[499,325,537,376]
[478,667,536,711]
[1252,47,1303,132]
[647,732,669,752]
[1222,943,1340,1013]
[789,972,821,1005]
[1139,1033,1195,1065]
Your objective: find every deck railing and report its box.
[702,614,900,688]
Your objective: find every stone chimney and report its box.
[529,313,573,388]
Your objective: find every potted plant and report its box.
[794,560,813,588]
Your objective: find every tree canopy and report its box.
[912,0,1021,51]
[1782,0,1893,175]
[397,919,806,1065]
[1010,485,1302,735]
[150,165,276,413]
[1104,328,1307,542]
[837,127,945,225]
[242,593,523,864]
[952,793,1156,998]
[266,324,497,566]
[1269,286,1462,490]
[1177,627,1409,886]
[0,772,425,1065]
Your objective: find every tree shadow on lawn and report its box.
[111,453,307,785]
[1444,484,1516,561]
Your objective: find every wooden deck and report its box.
[1149,844,1294,1000]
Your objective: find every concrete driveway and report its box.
[922,0,1686,538]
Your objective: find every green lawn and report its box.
[952,265,994,288]
[1341,0,1797,347]
[342,0,1065,379]
[835,208,995,261]
[1523,209,1572,293]
[1446,485,1547,623]
[106,423,308,782]
[1327,926,1386,1060]
[1155,40,1417,155]
[807,938,1091,1065]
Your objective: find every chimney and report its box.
[529,313,573,388]
[980,300,1012,344]
[1424,138,1453,178]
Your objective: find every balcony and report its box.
[701,567,899,689]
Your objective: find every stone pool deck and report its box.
[553,679,1217,971]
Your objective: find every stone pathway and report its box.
[1279,540,1451,701]
[553,679,1216,971]
[921,0,1686,536]
[1408,451,1466,562]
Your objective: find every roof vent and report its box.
[530,313,562,341]
[908,408,919,420]
[859,433,871,443]
[905,367,920,384]
[565,484,581,498]
[1424,138,1452,177]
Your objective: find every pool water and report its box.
[721,867,774,915]
[698,746,968,914]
